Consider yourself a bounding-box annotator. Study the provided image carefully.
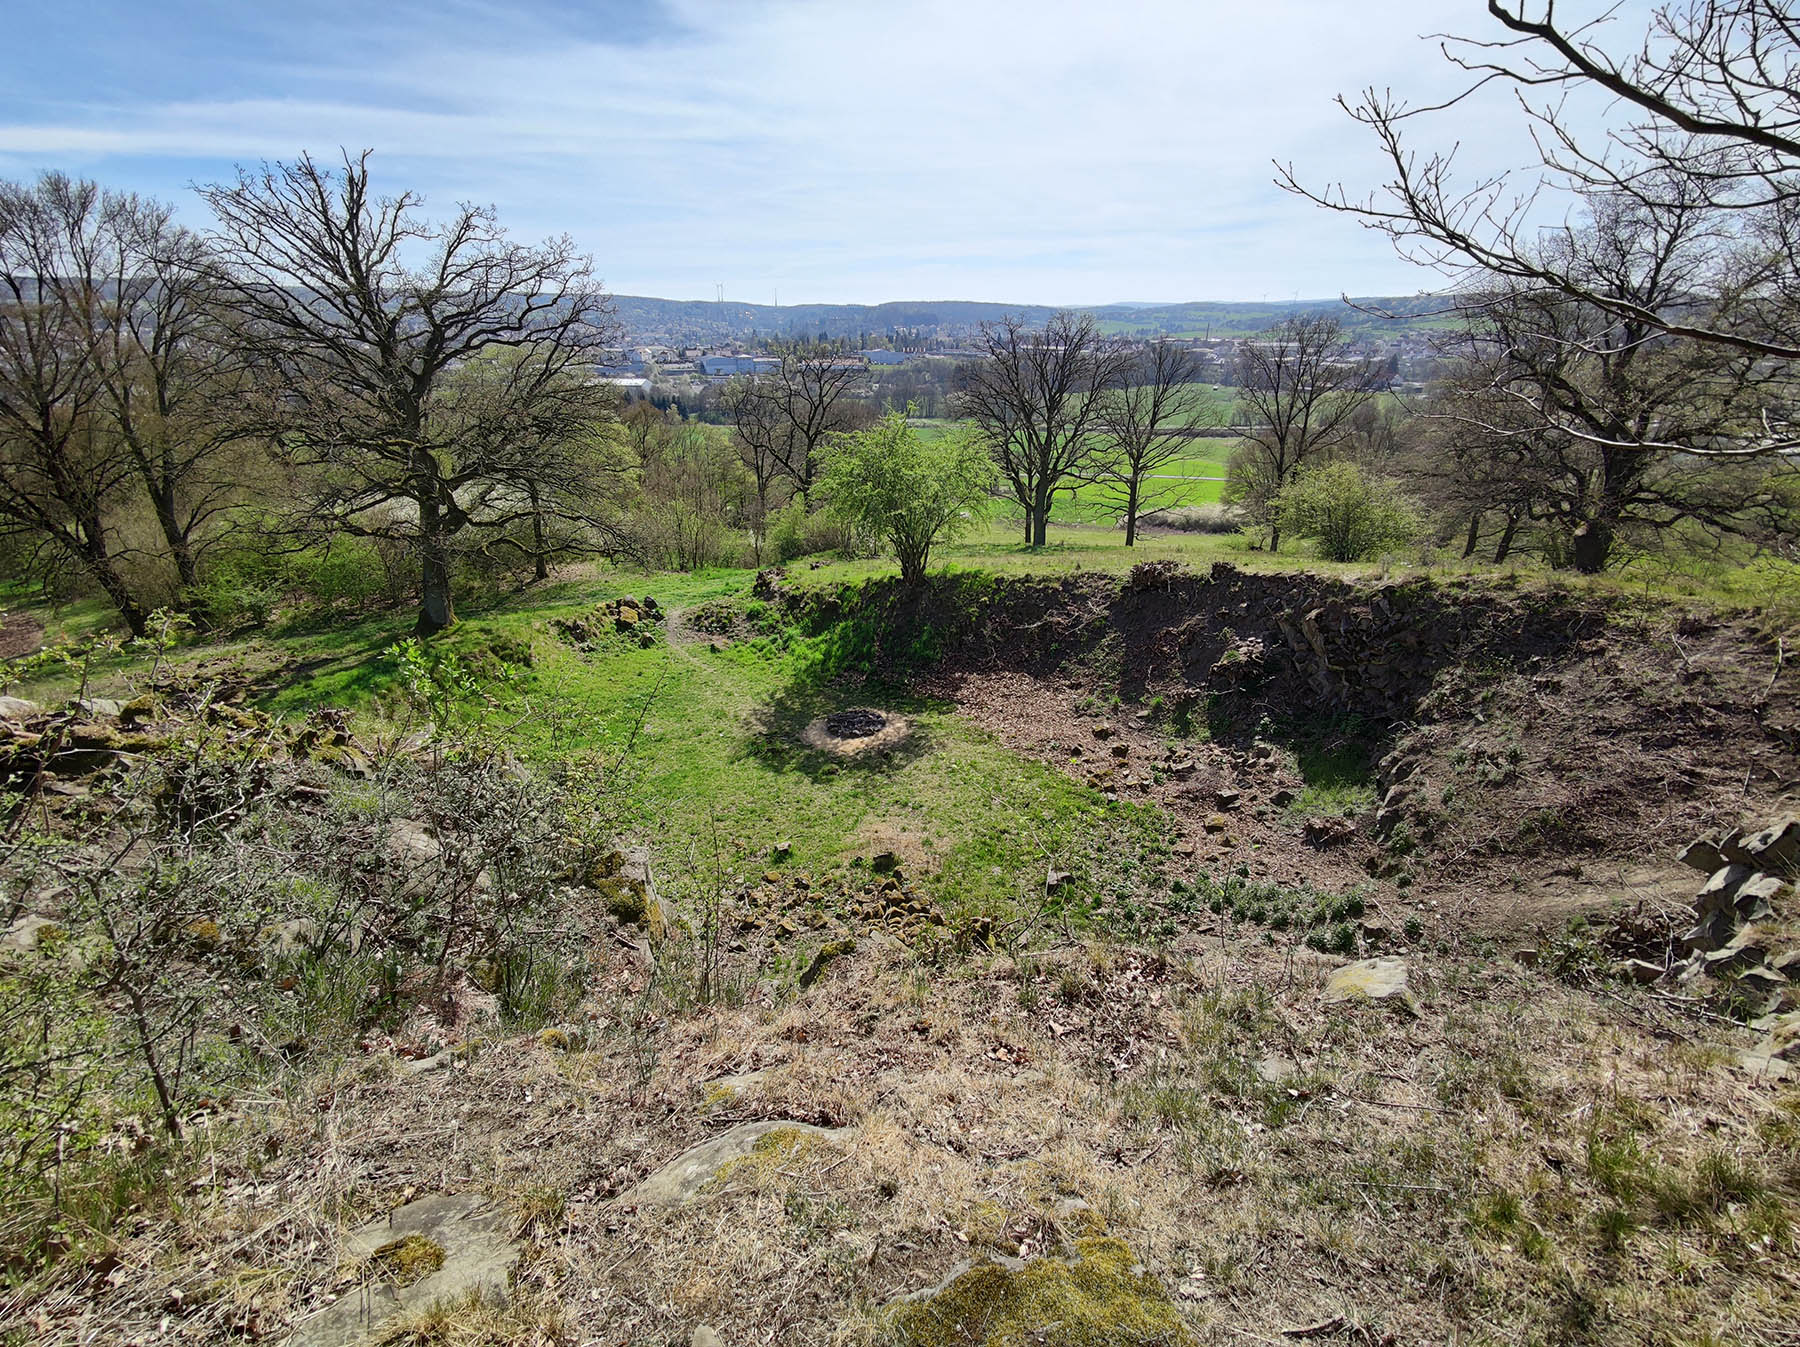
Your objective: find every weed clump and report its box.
[1174,872,1365,949]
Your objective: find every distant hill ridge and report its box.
[608,294,1450,344]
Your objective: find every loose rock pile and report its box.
[0,693,367,789]
[1660,817,1800,1069]
[553,595,662,650]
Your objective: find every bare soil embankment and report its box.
[784,561,1799,938]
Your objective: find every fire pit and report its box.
[800,706,912,758]
[825,709,888,739]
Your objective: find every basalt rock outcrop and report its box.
[1647,818,1800,1066]
[554,595,662,650]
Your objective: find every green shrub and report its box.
[1273,461,1420,562]
[768,503,852,563]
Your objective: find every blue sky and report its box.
[0,1,1629,305]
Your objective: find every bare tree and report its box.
[1094,340,1210,545]
[1225,316,1379,551]
[1280,1,1800,405]
[721,376,788,560]
[437,347,628,582]
[0,174,150,635]
[98,201,245,600]
[1429,256,1788,572]
[199,150,614,634]
[725,346,868,509]
[954,311,1131,547]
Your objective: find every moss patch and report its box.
[704,1126,821,1194]
[887,1235,1194,1346]
[594,875,649,924]
[369,1234,446,1287]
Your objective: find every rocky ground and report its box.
[4,566,1800,1346]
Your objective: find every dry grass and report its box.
[15,910,1797,1346]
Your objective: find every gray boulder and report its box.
[1700,926,1770,976]
[287,1194,519,1347]
[619,1121,846,1208]
[1740,818,1800,872]
[1,914,63,952]
[1677,838,1726,873]
[0,695,40,724]
[1322,957,1418,1015]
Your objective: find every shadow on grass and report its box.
[741,676,949,781]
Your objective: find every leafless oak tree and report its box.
[99,202,246,599]
[1094,340,1211,545]
[721,376,788,557]
[437,346,630,582]
[200,150,615,634]
[725,346,868,510]
[1280,0,1800,427]
[1225,316,1380,551]
[0,175,150,634]
[954,311,1132,547]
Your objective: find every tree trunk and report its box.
[1461,512,1481,559]
[1572,451,1628,574]
[1124,476,1140,547]
[78,524,148,638]
[147,477,201,593]
[1031,485,1050,547]
[416,496,455,636]
[530,501,549,582]
[899,540,926,586]
[1268,521,1282,553]
[1570,517,1613,574]
[1492,513,1521,564]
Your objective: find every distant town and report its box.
[599,294,1451,419]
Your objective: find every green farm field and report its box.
[908,396,1238,528]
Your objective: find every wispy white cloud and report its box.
[0,0,1633,304]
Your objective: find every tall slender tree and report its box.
[0,174,149,634]
[1094,339,1210,545]
[1225,316,1378,552]
[98,200,244,600]
[725,345,868,508]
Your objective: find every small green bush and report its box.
[1273,461,1420,562]
[768,503,851,563]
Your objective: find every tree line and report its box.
[0,152,624,636]
[7,0,1800,639]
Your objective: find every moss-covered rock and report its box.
[703,1124,830,1194]
[799,936,855,988]
[536,1024,588,1052]
[586,849,626,884]
[595,875,649,924]
[887,1236,1194,1347]
[182,918,225,953]
[621,1121,846,1207]
[369,1233,446,1287]
[66,721,120,750]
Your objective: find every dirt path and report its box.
[0,610,45,662]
